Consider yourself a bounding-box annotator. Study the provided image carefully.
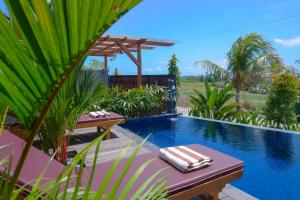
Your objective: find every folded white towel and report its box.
[159,146,213,172]
[101,110,110,116]
[95,111,105,117]
[89,112,98,118]
[89,110,110,118]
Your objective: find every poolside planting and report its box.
[178,81,267,110]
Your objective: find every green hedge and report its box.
[93,86,168,118]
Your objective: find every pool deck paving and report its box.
[68,125,257,200]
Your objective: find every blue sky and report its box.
[1,0,300,76]
[103,0,300,76]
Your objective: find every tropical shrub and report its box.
[235,110,264,126]
[38,67,106,162]
[95,86,168,118]
[264,73,300,128]
[0,0,168,198]
[189,82,239,120]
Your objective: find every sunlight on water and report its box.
[168,117,178,122]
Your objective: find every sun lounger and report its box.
[81,144,243,200]
[75,112,125,139]
[0,130,243,200]
[0,129,65,191]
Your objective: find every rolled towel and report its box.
[101,110,110,116]
[96,111,105,117]
[89,112,98,118]
[159,146,213,172]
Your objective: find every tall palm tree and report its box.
[195,33,280,109]
[227,33,277,108]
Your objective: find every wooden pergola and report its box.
[88,34,175,86]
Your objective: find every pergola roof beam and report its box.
[88,34,175,86]
[116,41,139,66]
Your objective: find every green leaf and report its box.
[0,102,7,134]
[0,0,142,190]
[207,88,217,110]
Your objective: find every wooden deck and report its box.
[68,126,151,164]
[68,125,257,200]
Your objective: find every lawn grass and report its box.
[177,81,267,110]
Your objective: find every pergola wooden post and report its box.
[137,43,142,86]
[104,56,108,71]
[88,35,175,87]
[116,41,143,86]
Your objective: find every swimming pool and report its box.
[121,115,300,200]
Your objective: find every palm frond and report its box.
[0,0,141,190]
[194,60,228,81]
[0,102,8,134]
[227,33,274,75]
[0,0,139,128]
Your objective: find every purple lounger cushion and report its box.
[81,144,244,199]
[77,112,124,124]
[0,129,65,189]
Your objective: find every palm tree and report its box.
[195,33,280,109]
[39,67,107,162]
[227,33,278,108]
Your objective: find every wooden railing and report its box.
[109,75,175,89]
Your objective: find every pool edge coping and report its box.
[183,115,300,135]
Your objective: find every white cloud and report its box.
[274,37,300,47]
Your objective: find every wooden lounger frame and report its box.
[168,168,243,200]
[75,118,125,139]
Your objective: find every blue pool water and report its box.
[121,115,300,200]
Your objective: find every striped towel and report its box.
[159,146,213,172]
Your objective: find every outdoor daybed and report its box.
[75,112,125,139]
[0,129,243,200]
